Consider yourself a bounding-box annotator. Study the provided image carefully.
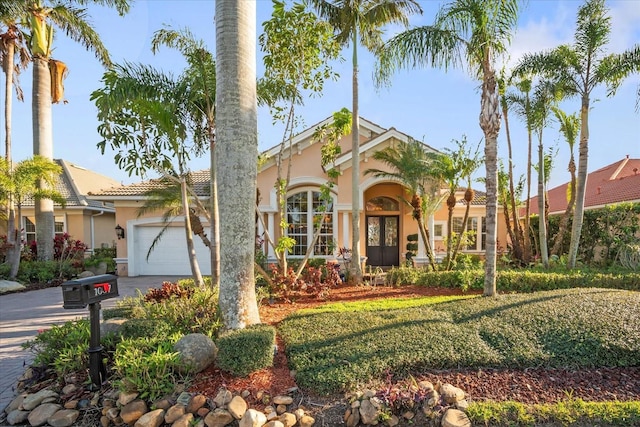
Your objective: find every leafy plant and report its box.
[144,281,194,303]
[216,324,276,377]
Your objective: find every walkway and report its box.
[0,276,182,411]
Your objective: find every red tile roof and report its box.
[529,157,640,215]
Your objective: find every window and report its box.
[433,222,446,239]
[286,190,335,256]
[452,216,479,250]
[23,217,65,244]
[366,196,399,212]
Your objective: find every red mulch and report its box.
[189,284,640,405]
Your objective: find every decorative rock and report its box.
[43,396,58,404]
[241,390,251,398]
[153,398,172,410]
[104,399,116,409]
[345,408,360,427]
[5,395,25,414]
[48,409,80,427]
[0,280,26,293]
[264,421,285,427]
[100,415,110,427]
[441,408,471,427]
[134,408,165,427]
[106,407,120,420]
[6,410,29,425]
[359,399,379,425]
[213,389,233,408]
[187,394,207,413]
[266,410,278,421]
[197,407,211,417]
[27,403,62,426]
[104,390,121,400]
[440,384,465,405]
[120,399,148,425]
[77,398,91,409]
[228,396,248,419]
[387,414,399,427]
[91,392,101,407]
[273,395,293,406]
[164,404,186,424]
[61,384,78,395]
[363,390,376,399]
[172,413,194,427]
[294,408,305,421]
[78,270,95,278]
[238,409,267,427]
[176,392,192,406]
[276,404,287,414]
[426,391,440,408]
[174,333,217,373]
[23,389,59,410]
[204,408,234,427]
[455,399,469,411]
[278,412,297,427]
[299,415,315,427]
[402,411,415,420]
[351,400,361,408]
[118,391,139,406]
[64,400,78,409]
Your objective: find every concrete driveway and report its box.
[0,276,184,411]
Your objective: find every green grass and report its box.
[278,288,640,395]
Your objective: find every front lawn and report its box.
[279,288,640,395]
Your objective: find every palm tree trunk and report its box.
[209,125,220,288]
[215,0,261,329]
[350,32,363,284]
[480,68,500,297]
[181,177,204,287]
[567,96,590,269]
[450,200,471,267]
[501,102,523,263]
[32,56,55,261]
[551,155,576,255]
[417,217,437,271]
[537,140,549,268]
[524,116,533,263]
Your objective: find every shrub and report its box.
[143,281,194,303]
[216,324,276,377]
[119,319,173,339]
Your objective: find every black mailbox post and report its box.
[61,274,119,388]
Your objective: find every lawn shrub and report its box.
[279,288,640,394]
[119,318,173,339]
[216,324,276,377]
[466,399,640,426]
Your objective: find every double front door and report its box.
[366,215,399,267]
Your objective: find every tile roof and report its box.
[22,159,119,210]
[91,170,211,198]
[529,157,640,215]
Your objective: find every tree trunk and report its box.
[537,140,549,268]
[501,101,523,263]
[450,199,471,268]
[479,68,500,297]
[215,0,261,329]
[567,96,590,269]
[209,127,220,288]
[350,33,362,284]
[32,56,55,261]
[182,177,204,287]
[551,154,576,256]
[523,101,533,263]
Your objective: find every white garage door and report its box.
[133,225,211,276]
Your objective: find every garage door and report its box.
[133,225,211,276]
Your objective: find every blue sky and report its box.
[2,0,639,191]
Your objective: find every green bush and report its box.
[119,319,173,339]
[216,324,276,377]
[0,263,11,279]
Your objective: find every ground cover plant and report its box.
[278,288,640,395]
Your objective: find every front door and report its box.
[366,216,400,267]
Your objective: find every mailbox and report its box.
[61,274,119,309]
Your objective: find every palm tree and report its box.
[365,139,441,271]
[215,0,261,329]
[377,0,520,295]
[307,0,422,284]
[151,26,219,288]
[0,156,64,279]
[513,0,640,269]
[550,107,579,256]
[23,0,129,261]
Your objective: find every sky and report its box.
[1,0,639,192]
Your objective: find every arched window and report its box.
[366,196,399,212]
[286,190,335,256]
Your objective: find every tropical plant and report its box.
[21,0,129,261]
[377,0,521,295]
[308,0,422,284]
[0,156,64,279]
[215,0,261,329]
[365,139,443,271]
[513,0,640,269]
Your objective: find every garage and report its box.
[130,223,211,276]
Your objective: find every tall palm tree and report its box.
[151,26,219,288]
[365,139,441,270]
[24,0,129,261]
[377,0,520,296]
[215,0,261,329]
[550,107,579,256]
[0,156,64,279]
[307,0,422,284]
[513,0,640,269]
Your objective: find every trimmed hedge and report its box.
[216,324,276,377]
[385,267,640,292]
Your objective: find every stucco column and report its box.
[428,214,435,255]
[342,211,350,250]
[417,224,426,258]
[267,213,276,259]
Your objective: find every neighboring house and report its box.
[529,156,640,215]
[91,116,507,276]
[9,159,120,252]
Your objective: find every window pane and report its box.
[367,217,380,246]
[54,222,64,233]
[434,224,443,238]
[25,218,35,233]
[366,196,399,212]
[385,217,398,246]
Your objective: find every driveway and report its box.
[0,276,184,411]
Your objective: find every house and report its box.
[529,156,640,215]
[91,117,507,276]
[5,159,121,252]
